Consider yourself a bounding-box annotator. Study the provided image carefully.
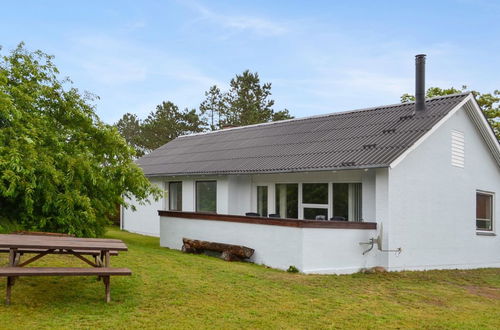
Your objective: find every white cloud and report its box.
[267,38,469,118]
[182,0,289,36]
[58,33,222,122]
[68,36,147,85]
[338,70,412,95]
[66,34,219,87]
[80,58,148,85]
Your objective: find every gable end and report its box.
[390,94,500,169]
[463,98,500,167]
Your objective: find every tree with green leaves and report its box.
[141,102,204,152]
[115,113,144,155]
[200,70,292,130]
[199,85,224,131]
[0,43,161,237]
[115,102,204,156]
[401,86,499,140]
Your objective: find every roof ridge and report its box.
[179,92,470,138]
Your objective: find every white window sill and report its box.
[476,231,496,236]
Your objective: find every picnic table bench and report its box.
[0,233,131,305]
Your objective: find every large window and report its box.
[276,184,298,218]
[302,183,328,220]
[196,181,217,213]
[332,183,362,221]
[274,182,362,221]
[476,192,493,231]
[168,182,182,211]
[257,186,268,217]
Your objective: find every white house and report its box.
[122,55,500,274]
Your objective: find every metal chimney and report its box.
[415,54,426,112]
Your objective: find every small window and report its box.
[476,192,493,231]
[257,186,268,217]
[276,184,298,219]
[169,182,182,211]
[196,181,217,213]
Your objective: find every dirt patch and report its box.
[421,297,448,307]
[465,286,500,299]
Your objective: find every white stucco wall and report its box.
[227,176,252,215]
[123,170,376,237]
[362,170,376,222]
[182,179,195,212]
[160,216,377,274]
[374,168,390,268]
[216,178,229,214]
[387,106,500,271]
[121,177,165,237]
[301,228,379,273]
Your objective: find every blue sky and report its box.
[1,0,499,123]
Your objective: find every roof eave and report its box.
[143,164,389,177]
[464,96,500,167]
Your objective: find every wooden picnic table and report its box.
[0,233,131,304]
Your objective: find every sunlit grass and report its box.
[0,227,499,329]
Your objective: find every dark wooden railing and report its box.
[158,211,377,230]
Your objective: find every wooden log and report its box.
[181,243,201,254]
[182,238,254,259]
[220,251,241,262]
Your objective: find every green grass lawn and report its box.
[0,227,499,329]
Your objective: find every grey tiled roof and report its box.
[137,93,469,176]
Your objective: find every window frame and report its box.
[168,181,183,211]
[476,190,495,233]
[332,182,363,222]
[275,183,299,219]
[256,185,268,217]
[195,180,217,213]
[269,181,362,221]
[302,183,329,205]
[301,183,329,220]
